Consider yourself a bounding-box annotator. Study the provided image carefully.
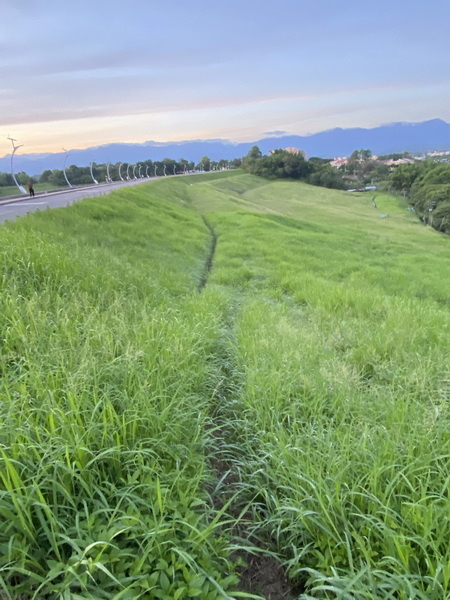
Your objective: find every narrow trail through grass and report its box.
[198,216,218,293]
[202,287,301,600]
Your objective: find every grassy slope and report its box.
[0,172,449,599]
[182,173,450,598]
[0,180,239,599]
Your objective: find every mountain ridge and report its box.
[2,119,450,175]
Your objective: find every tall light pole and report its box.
[163,164,167,176]
[89,162,98,184]
[62,148,73,188]
[145,165,149,178]
[132,164,137,179]
[126,164,131,180]
[154,165,157,177]
[118,163,124,181]
[138,164,142,178]
[7,136,27,195]
[106,162,112,183]
[173,165,176,175]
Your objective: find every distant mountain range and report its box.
[2,119,450,175]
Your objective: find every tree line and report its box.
[241,146,350,189]
[241,146,396,190]
[389,160,450,234]
[0,156,243,189]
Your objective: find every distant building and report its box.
[330,157,348,168]
[379,158,415,170]
[427,150,450,157]
[383,158,414,165]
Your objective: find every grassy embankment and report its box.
[0,172,449,599]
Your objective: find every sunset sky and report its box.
[1,0,450,155]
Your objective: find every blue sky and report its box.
[1,0,450,154]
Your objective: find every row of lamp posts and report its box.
[6,136,190,196]
[86,160,168,185]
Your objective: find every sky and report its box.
[1,0,450,155]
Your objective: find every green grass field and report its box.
[0,172,449,599]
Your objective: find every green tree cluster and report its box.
[410,164,450,232]
[195,156,239,171]
[0,172,15,186]
[0,171,32,187]
[308,162,347,189]
[242,147,313,180]
[389,161,450,233]
[344,148,389,184]
[388,161,427,194]
[242,146,348,189]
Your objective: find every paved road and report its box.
[0,178,155,224]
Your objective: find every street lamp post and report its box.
[154,165,157,177]
[89,162,99,184]
[173,165,176,175]
[163,164,167,176]
[138,165,142,178]
[62,148,73,188]
[106,162,112,183]
[126,164,131,180]
[118,163,124,181]
[145,165,149,178]
[7,136,27,195]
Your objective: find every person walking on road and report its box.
[27,181,35,197]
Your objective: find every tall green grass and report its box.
[0,184,243,599]
[229,298,450,598]
[186,175,450,598]
[1,172,450,599]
